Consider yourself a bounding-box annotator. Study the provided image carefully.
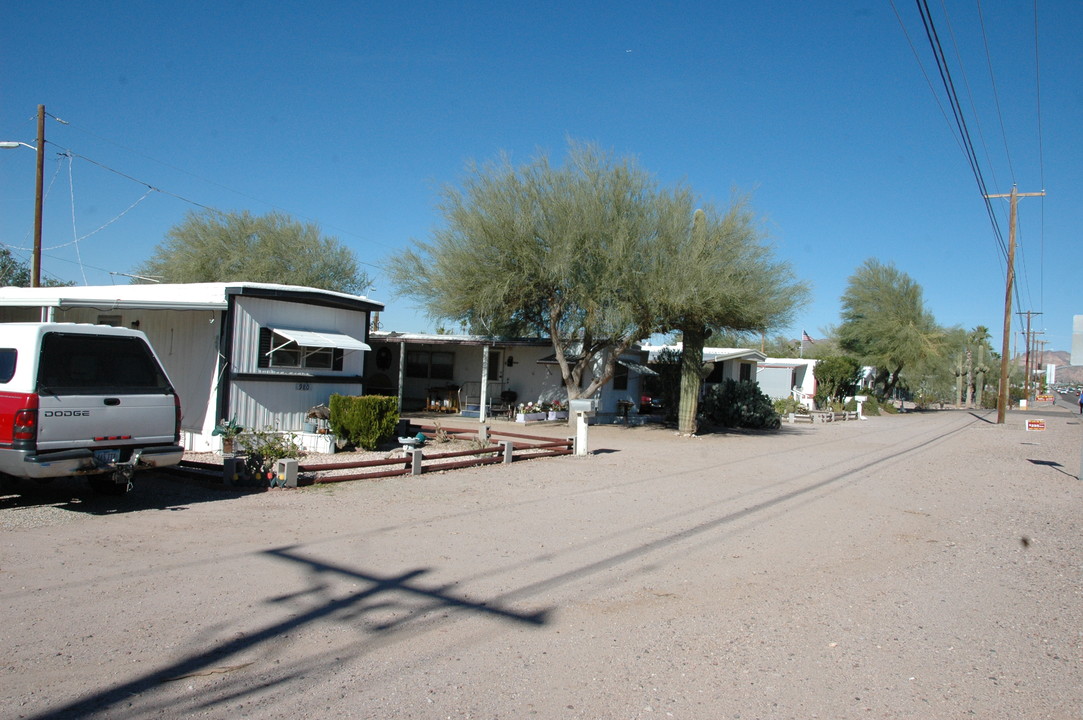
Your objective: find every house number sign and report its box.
[296,382,310,391]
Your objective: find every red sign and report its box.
[1036,394,1055,402]
[1026,419,1046,431]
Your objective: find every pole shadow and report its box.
[25,550,549,719]
[1026,458,1078,479]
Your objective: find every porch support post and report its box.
[396,340,406,412]
[479,345,490,423]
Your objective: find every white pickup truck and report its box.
[0,322,184,494]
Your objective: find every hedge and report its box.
[329,394,400,451]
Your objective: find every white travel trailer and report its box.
[0,282,383,451]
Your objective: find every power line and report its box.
[47,115,396,268]
[939,0,1004,200]
[888,0,969,159]
[1032,0,1047,318]
[975,0,1017,185]
[913,0,1009,262]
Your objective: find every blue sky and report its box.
[2,1,1079,353]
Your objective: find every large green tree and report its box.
[0,247,35,287]
[388,143,689,401]
[136,210,370,294]
[837,259,943,400]
[0,247,73,287]
[643,203,807,434]
[813,355,863,404]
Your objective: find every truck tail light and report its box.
[14,408,38,442]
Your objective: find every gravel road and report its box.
[2,407,1081,719]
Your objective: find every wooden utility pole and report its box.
[1035,337,1049,391]
[32,104,45,288]
[986,186,1045,424]
[1018,311,1042,402]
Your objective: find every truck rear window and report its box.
[37,333,172,395]
[0,349,15,383]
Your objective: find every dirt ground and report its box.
[2,403,1081,719]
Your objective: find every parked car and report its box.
[0,323,184,494]
[639,394,664,414]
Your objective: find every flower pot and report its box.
[516,412,547,423]
[547,411,568,421]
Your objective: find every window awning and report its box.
[537,352,584,365]
[618,360,658,376]
[273,328,371,352]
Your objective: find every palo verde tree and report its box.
[837,259,943,400]
[136,209,370,294]
[388,142,687,402]
[642,201,808,435]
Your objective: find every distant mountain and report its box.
[1016,350,1083,384]
[1056,365,1083,384]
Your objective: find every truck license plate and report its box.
[94,449,120,465]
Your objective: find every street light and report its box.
[0,105,46,287]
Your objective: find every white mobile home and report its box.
[642,344,766,385]
[366,332,654,421]
[0,283,383,451]
[757,358,819,409]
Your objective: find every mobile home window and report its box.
[430,351,454,379]
[612,362,629,391]
[258,328,343,371]
[739,362,752,382]
[406,350,455,379]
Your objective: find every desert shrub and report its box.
[773,396,806,416]
[1008,384,1026,405]
[842,396,881,416]
[329,394,400,450]
[702,379,781,430]
[236,425,306,479]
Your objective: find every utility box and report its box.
[569,398,598,416]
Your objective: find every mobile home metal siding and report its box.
[226,296,368,434]
[230,297,367,375]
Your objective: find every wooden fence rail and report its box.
[176,420,573,487]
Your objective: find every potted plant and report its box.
[545,399,568,421]
[212,416,244,455]
[515,401,546,423]
[239,425,306,487]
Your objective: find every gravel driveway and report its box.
[2,407,1081,719]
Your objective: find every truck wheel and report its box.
[89,475,132,495]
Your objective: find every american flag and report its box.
[802,331,815,344]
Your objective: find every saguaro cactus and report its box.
[677,209,711,436]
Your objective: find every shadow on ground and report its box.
[0,471,255,516]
